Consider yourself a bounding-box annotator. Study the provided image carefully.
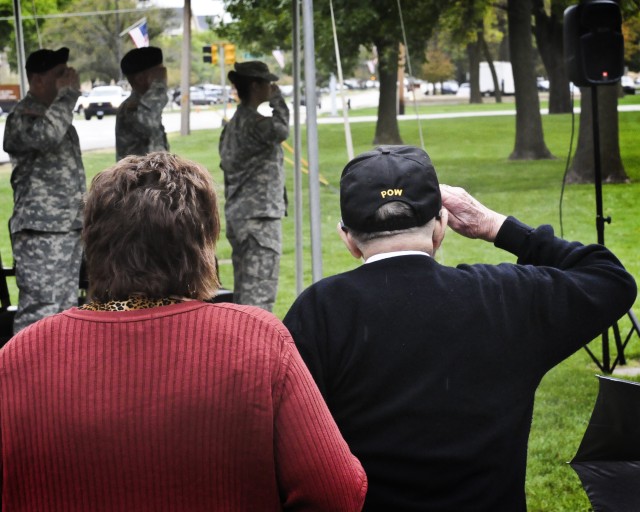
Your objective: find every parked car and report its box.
[174,86,226,106]
[456,82,470,97]
[537,78,550,91]
[189,86,209,105]
[198,83,235,104]
[621,76,636,95]
[300,88,322,109]
[441,80,459,95]
[84,86,129,120]
[74,91,90,114]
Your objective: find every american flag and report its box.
[128,18,149,48]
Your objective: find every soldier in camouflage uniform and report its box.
[115,46,168,161]
[219,61,290,311]
[3,47,85,333]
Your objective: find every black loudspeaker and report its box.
[564,0,624,87]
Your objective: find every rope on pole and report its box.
[329,0,354,161]
[397,0,425,150]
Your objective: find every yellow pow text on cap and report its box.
[380,188,403,198]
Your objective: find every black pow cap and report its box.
[340,145,441,233]
[121,47,163,76]
[25,47,69,74]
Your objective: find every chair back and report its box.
[0,249,16,345]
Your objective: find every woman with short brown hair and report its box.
[83,151,220,302]
[0,152,367,511]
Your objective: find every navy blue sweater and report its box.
[283,217,637,512]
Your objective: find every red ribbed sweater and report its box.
[0,301,367,511]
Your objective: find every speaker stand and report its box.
[581,85,640,374]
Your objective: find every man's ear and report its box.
[432,209,448,252]
[337,222,363,260]
[29,73,42,91]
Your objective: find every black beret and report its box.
[120,47,163,76]
[25,47,69,74]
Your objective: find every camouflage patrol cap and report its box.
[26,47,69,74]
[228,61,278,83]
[340,145,441,233]
[121,47,163,76]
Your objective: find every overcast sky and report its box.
[148,0,227,16]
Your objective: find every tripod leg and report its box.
[628,309,640,334]
[602,329,611,373]
[611,321,626,366]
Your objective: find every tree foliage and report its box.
[220,0,446,144]
[421,48,455,84]
[0,0,73,70]
[623,8,640,69]
[37,0,172,84]
[439,0,503,104]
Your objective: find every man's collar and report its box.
[365,250,431,264]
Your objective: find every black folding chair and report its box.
[0,249,16,346]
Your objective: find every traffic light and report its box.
[203,44,218,65]
[224,44,236,65]
[564,0,624,87]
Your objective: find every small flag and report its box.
[128,18,149,48]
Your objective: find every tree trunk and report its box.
[533,0,571,114]
[373,40,403,145]
[507,0,554,160]
[480,30,502,103]
[467,40,483,104]
[567,86,629,183]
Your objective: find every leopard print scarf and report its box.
[79,297,183,311]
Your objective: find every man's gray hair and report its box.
[348,202,430,244]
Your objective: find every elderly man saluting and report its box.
[283,145,637,511]
[3,47,85,334]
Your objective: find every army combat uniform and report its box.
[115,79,168,161]
[3,87,86,333]
[219,92,290,311]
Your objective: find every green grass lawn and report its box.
[1,105,639,511]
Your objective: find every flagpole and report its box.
[12,0,27,99]
[180,0,191,135]
[119,17,147,37]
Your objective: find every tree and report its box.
[439,0,502,105]
[566,0,637,183]
[41,0,172,84]
[622,4,640,70]
[0,0,72,71]
[479,30,503,103]
[421,48,455,93]
[507,0,554,159]
[567,86,628,183]
[466,38,483,103]
[532,0,572,114]
[220,0,447,145]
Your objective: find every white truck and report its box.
[479,61,515,96]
